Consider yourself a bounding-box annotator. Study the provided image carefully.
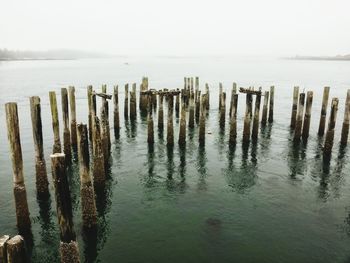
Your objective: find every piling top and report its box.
[0,235,10,245]
[50,152,65,158]
[7,235,24,245]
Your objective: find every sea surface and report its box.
[0,56,350,262]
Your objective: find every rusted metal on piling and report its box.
[124,84,129,120]
[229,94,239,146]
[167,94,174,147]
[323,98,339,156]
[113,85,120,139]
[318,86,330,136]
[290,86,299,129]
[92,116,106,185]
[268,86,274,123]
[340,90,350,145]
[0,235,10,262]
[29,96,49,195]
[252,89,262,141]
[50,153,80,263]
[302,91,313,142]
[6,235,27,263]
[77,124,97,228]
[261,91,269,126]
[5,103,31,231]
[147,96,154,144]
[293,93,305,141]
[199,94,207,145]
[61,88,71,164]
[178,100,187,145]
[68,86,77,151]
[242,92,253,143]
[49,91,62,153]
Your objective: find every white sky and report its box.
[1,0,349,56]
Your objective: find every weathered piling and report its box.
[124,84,129,120]
[29,96,49,195]
[49,91,62,153]
[158,93,164,131]
[261,91,269,126]
[340,89,350,145]
[318,86,330,136]
[199,94,207,145]
[147,96,154,144]
[188,91,195,128]
[139,77,149,112]
[242,93,253,143]
[290,86,299,129]
[219,91,226,129]
[167,95,174,146]
[218,83,223,111]
[175,93,180,117]
[229,83,237,117]
[113,86,120,139]
[92,116,105,185]
[252,90,262,141]
[100,101,109,167]
[205,84,210,110]
[130,83,137,121]
[68,86,77,151]
[294,93,305,141]
[195,91,201,124]
[50,153,80,263]
[5,103,31,231]
[87,86,93,144]
[195,77,199,93]
[302,91,313,141]
[324,98,339,155]
[152,90,157,111]
[77,124,97,228]
[6,235,26,263]
[268,86,274,123]
[0,235,10,262]
[229,94,239,146]
[101,85,111,153]
[178,101,187,145]
[61,88,71,164]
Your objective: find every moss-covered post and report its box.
[49,91,62,153]
[294,93,305,141]
[324,98,339,156]
[29,96,49,195]
[50,153,80,263]
[302,91,313,141]
[252,90,262,141]
[318,86,330,136]
[113,85,120,139]
[261,91,269,126]
[290,86,299,129]
[68,86,77,151]
[340,89,350,145]
[229,94,239,146]
[61,88,71,164]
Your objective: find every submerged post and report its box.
[324,98,339,156]
[261,91,269,126]
[30,96,49,195]
[268,86,274,123]
[6,235,26,263]
[77,124,97,228]
[252,90,262,141]
[113,85,120,139]
[242,93,253,143]
[294,93,305,141]
[178,101,187,145]
[61,88,71,164]
[68,86,77,151]
[124,84,129,120]
[290,86,299,129]
[49,91,62,153]
[167,95,174,146]
[229,94,239,146]
[302,91,313,141]
[50,153,80,263]
[318,86,330,136]
[6,103,31,231]
[340,89,350,145]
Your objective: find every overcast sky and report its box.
[1,0,349,56]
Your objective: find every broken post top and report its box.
[93,91,112,100]
[239,87,262,96]
[141,89,181,96]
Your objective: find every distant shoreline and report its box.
[290,55,350,61]
[0,58,76,61]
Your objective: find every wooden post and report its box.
[195,91,201,124]
[92,116,105,185]
[49,91,62,153]
[199,94,206,145]
[0,235,10,262]
[229,94,239,146]
[178,101,186,145]
[219,92,226,129]
[124,84,129,120]
[302,91,313,141]
[188,91,195,128]
[100,101,109,167]
[61,88,71,164]
[340,89,350,145]
[175,93,180,118]
[324,98,339,155]
[261,91,269,126]
[205,84,210,110]
[318,86,330,136]
[268,86,274,123]
[252,90,262,141]
[218,83,223,111]
[147,96,154,144]
[290,86,299,129]
[77,124,97,228]
[139,77,149,112]
[6,235,26,263]
[29,96,49,194]
[152,91,157,111]
[87,86,93,145]
[68,86,77,151]
[294,93,305,141]
[158,93,164,131]
[130,83,137,121]
[167,95,174,146]
[242,93,253,143]
[50,153,80,263]
[5,103,31,231]
[113,85,120,139]
[101,85,111,153]
[229,82,237,117]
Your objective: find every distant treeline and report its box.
[0,48,114,60]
